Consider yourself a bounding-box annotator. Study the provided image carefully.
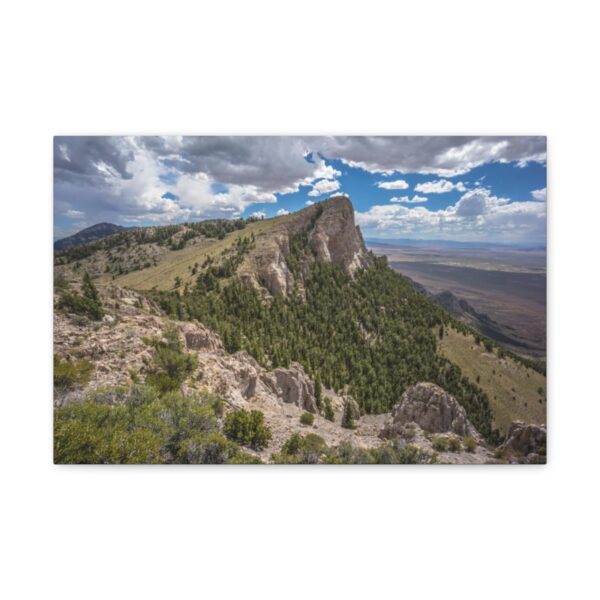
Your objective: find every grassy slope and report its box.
[438,327,546,434]
[108,213,294,291]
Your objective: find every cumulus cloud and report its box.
[376,179,409,190]
[414,179,466,194]
[453,188,509,217]
[315,136,546,176]
[531,187,547,201]
[276,208,290,216]
[356,187,545,243]
[305,200,314,206]
[390,195,428,204]
[249,211,266,219]
[65,209,84,218]
[308,178,341,197]
[54,136,546,234]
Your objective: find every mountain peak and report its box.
[238,195,371,296]
[54,222,126,251]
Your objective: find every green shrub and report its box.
[54,272,69,291]
[58,291,104,321]
[448,436,462,452]
[300,412,315,426]
[178,432,260,464]
[272,434,438,465]
[223,409,272,450]
[464,436,477,453]
[57,271,104,320]
[432,436,449,452]
[54,355,94,389]
[54,385,241,464]
[273,432,328,464]
[145,325,198,393]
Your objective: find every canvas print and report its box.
[53,136,547,464]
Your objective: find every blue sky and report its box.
[54,136,546,245]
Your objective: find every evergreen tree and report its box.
[315,374,323,411]
[341,402,355,430]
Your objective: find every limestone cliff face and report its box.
[239,195,371,297]
[306,196,370,276]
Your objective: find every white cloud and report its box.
[65,209,84,218]
[390,195,428,204]
[317,136,546,177]
[356,187,546,243]
[308,178,341,197]
[453,187,509,218]
[54,136,546,233]
[414,179,466,194]
[249,211,266,220]
[531,187,547,201]
[305,200,314,206]
[276,208,290,216]
[376,179,409,190]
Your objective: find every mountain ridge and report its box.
[53,195,546,463]
[54,222,127,251]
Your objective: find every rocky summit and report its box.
[53,196,546,464]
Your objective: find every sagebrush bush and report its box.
[464,436,477,453]
[272,434,437,465]
[223,409,272,450]
[145,325,198,393]
[432,436,449,452]
[54,355,94,389]
[448,437,462,452]
[300,412,315,426]
[53,385,257,464]
[273,432,328,464]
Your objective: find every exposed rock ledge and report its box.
[380,382,479,438]
[500,421,547,463]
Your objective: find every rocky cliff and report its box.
[239,196,371,296]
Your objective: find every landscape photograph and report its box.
[53,135,547,464]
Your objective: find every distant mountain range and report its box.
[367,238,546,251]
[54,223,126,251]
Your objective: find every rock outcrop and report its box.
[263,362,318,413]
[307,196,370,276]
[500,421,546,461]
[181,321,223,353]
[380,382,478,438]
[238,195,371,297]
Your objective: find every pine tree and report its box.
[315,374,323,410]
[341,402,355,430]
[82,271,100,303]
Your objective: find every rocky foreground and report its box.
[54,284,546,464]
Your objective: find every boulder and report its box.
[181,321,223,352]
[500,421,547,457]
[380,382,476,438]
